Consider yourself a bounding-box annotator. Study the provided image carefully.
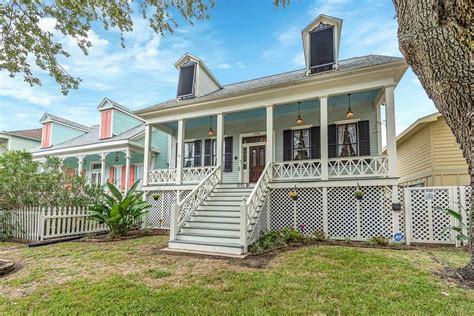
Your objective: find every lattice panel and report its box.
[269,188,295,231]
[249,197,268,245]
[398,188,406,236]
[145,190,177,229]
[431,189,451,241]
[359,186,392,238]
[296,188,323,235]
[328,187,358,238]
[410,189,431,241]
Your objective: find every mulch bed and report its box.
[79,229,169,242]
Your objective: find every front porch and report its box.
[142,86,397,188]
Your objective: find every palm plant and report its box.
[89,181,150,237]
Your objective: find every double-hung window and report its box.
[184,142,195,168]
[337,123,358,157]
[292,128,311,160]
[204,139,217,166]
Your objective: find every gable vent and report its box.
[310,24,335,74]
[177,62,196,99]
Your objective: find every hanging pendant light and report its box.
[114,152,119,162]
[296,102,304,125]
[208,116,214,137]
[346,93,354,119]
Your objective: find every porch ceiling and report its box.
[160,88,381,129]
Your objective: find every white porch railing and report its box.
[182,167,214,183]
[241,162,272,251]
[169,166,221,240]
[273,159,321,181]
[147,167,214,185]
[328,156,389,178]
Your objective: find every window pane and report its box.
[293,128,310,160]
[337,123,358,157]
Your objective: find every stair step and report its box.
[213,188,253,193]
[176,233,240,244]
[203,200,242,206]
[197,205,240,211]
[168,240,244,255]
[185,221,240,230]
[206,196,244,202]
[210,192,250,197]
[180,227,240,237]
[190,215,240,223]
[195,210,239,217]
[216,183,254,189]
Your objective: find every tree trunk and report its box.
[393,0,473,277]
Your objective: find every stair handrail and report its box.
[170,165,221,240]
[240,162,272,251]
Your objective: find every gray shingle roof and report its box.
[32,124,144,152]
[103,98,137,115]
[136,54,404,114]
[43,113,93,132]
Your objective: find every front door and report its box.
[249,146,265,182]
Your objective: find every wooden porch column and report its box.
[320,96,329,180]
[216,114,224,181]
[77,155,84,175]
[125,149,131,192]
[376,105,383,156]
[385,85,397,178]
[100,152,106,185]
[176,119,185,184]
[266,105,274,180]
[143,124,152,186]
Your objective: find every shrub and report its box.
[0,211,15,241]
[369,235,390,246]
[89,181,150,237]
[250,228,308,254]
[312,229,327,241]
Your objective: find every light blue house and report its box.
[0,128,42,154]
[31,98,169,191]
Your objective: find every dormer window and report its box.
[302,14,342,76]
[309,24,335,74]
[177,62,196,99]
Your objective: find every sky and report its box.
[0,0,437,135]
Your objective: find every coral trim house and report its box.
[31,98,169,191]
[135,15,409,255]
[0,128,42,154]
[394,112,469,186]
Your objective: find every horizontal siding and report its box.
[112,110,142,135]
[397,124,432,182]
[9,136,40,151]
[432,118,467,168]
[51,123,85,145]
[196,66,220,97]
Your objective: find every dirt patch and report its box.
[80,229,169,242]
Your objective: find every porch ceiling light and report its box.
[114,152,119,162]
[296,102,304,125]
[346,93,354,119]
[208,116,214,137]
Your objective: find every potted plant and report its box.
[151,192,161,201]
[354,190,365,200]
[289,191,298,201]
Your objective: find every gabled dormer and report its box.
[39,113,91,148]
[175,53,222,100]
[97,98,144,139]
[301,14,343,75]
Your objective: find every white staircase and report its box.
[168,183,254,255]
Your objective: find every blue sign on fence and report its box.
[393,232,404,242]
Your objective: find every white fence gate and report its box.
[404,186,471,246]
[1,206,108,241]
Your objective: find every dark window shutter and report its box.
[358,120,370,156]
[194,140,202,167]
[177,63,195,97]
[310,27,334,68]
[283,129,292,161]
[204,139,212,166]
[224,137,233,172]
[328,124,337,158]
[310,126,321,159]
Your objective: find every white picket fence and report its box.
[1,206,108,241]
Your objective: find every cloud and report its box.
[217,63,231,69]
[309,0,353,17]
[292,53,305,67]
[0,73,61,106]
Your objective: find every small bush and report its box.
[312,229,327,241]
[0,211,15,241]
[250,228,307,254]
[369,235,390,246]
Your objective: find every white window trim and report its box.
[333,118,360,125]
[289,124,314,130]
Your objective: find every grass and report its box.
[0,236,473,314]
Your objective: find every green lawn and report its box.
[1,236,473,314]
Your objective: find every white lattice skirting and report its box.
[144,185,471,246]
